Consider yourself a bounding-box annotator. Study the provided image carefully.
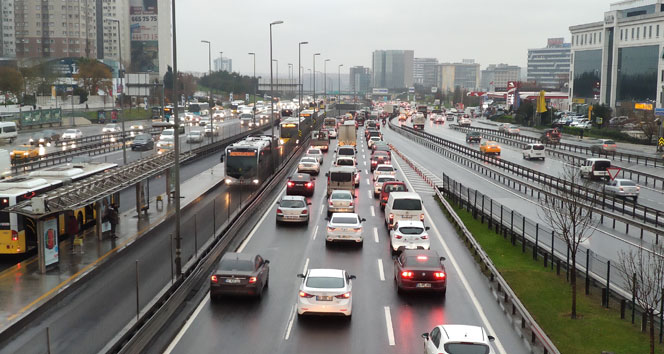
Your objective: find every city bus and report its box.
[0,162,118,255]
[222,136,278,186]
[188,102,210,116]
[279,117,300,145]
[323,117,337,130]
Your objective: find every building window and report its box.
[620,29,623,40]
[649,25,653,38]
[593,33,597,44]
[658,25,660,37]
[637,27,640,39]
[632,27,635,39]
[599,32,602,43]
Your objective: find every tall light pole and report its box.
[272,59,278,95]
[338,64,343,116]
[201,40,212,143]
[324,59,330,103]
[269,21,283,165]
[313,53,320,111]
[248,52,256,126]
[219,51,223,71]
[298,41,308,140]
[307,69,312,98]
[108,18,126,164]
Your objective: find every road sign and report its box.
[408,87,415,93]
[659,137,664,147]
[606,167,621,181]
[635,103,653,110]
[655,108,664,116]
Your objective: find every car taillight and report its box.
[11,230,18,241]
[420,235,428,239]
[299,291,314,298]
[619,187,624,191]
[434,272,446,279]
[420,214,425,221]
[276,208,283,214]
[301,209,308,214]
[329,201,334,206]
[328,227,336,232]
[287,181,294,187]
[249,276,257,283]
[637,186,641,191]
[335,292,351,299]
[210,275,218,283]
[603,144,608,148]
[349,201,354,206]
[306,182,313,188]
[382,196,388,201]
[401,271,414,279]
[395,235,403,239]
[371,160,377,165]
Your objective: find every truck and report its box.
[338,121,357,147]
[412,113,426,130]
[383,104,395,116]
[311,130,330,151]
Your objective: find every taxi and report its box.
[10,145,40,161]
[479,141,501,156]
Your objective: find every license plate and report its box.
[316,296,333,301]
[285,215,299,219]
[416,283,431,288]
[225,278,241,284]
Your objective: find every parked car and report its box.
[210,252,270,299]
[604,178,640,201]
[276,195,311,224]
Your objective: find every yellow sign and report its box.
[635,103,653,110]
[572,98,586,104]
[659,137,664,147]
[536,90,548,114]
[229,151,256,157]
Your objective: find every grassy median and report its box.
[444,201,661,354]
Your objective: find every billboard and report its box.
[43,217,59,267]
[130,0,159,73]
[372,88,388,95]
[547,37,564,47]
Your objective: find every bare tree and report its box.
[538,164,598,319]
[618,243,664,354]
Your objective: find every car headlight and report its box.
[9,152,14,156]
[23,152,29,156]
[29,139,34,143]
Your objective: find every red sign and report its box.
[606,167,621,181]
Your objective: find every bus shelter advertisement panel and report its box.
[130,0,159,73]
[44,218,59,266]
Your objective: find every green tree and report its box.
[591,103,612,128]
[74,58,112,95]
[453,85,462,104]
[21,62,57,96]
[0,66,25,102]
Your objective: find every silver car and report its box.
[326,212,366,245]
[298,157,320,175]
[327,190,355,216]
[604,178,640,201]
[186,130,204,143]
[276,195,311,224]
[306,148,324,164]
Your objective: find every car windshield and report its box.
[443,343,490,354]
[384,184,406,193]
[338,149,354,156]
[377,166,393,172]
[308,149,321,154]
[218,259,254,271]
[331,216,358,224]
[306,276,345,289]
[377,176,396,183]
[280,199,306,208]
[65,129,77,134]
[393,198,422,210]
[330,172,352,182]
[331,192,352,200]
[301,158,317,164]
[604,140,616,145]
[532,145,545,150]
[336,159,353,166]
[399,226,424,235]
[619,180,636,186]
[594,160,611,170]
[162,130,174,136]
[134,134,150,141]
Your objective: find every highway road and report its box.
[160,133,528,354]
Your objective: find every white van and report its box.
[580,158,611,180]
[0,122,18,142]
[384,192,424,230]
[522,143,545,160]
[0,149,11,178]
[326,166,356,197]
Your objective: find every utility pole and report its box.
[170,0,183,277]
[338,64,343,116]
[298,41,308,141]
[313,53,320,113]
[248,52,256,126]
[201,40,212,143]
[269,21,283,141]
[108,18,126,165]
[324,59,330,103]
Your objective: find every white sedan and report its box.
[326,213,365,246]
[298,157,321,175]
[306,148,324,164]
[297,268,355,318]
[327,190,355,216]
[61,129,82,140]
[102,124,121,133]
[423,325,496,354]
[367,136,381,148]
[390,220,430,254]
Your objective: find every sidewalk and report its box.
[0,163,226,331]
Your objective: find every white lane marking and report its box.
[163,292,210,354]
[392,157,507,354]
[302,257,310,274]
[373,227,379,243]
[371,205,376,217]
[384,306,396,346]
[364,161,367,166]
[312,225,319,240]
[319,205,324,216]
[377,258,385,281]
[367,189,372,199]
[237,186,285,252]
[365,178,370,185]
[284,304,297,340]
[362,154,365,158]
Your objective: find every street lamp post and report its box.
[201,40,212,143]
[248,52,256,126]
[298,41,308,141]
[324,59,330,103]
[313,53,320,113]
[108,18,126,164]
[338,64,343,116]
[269,20,283,164]
[219,51,223,71]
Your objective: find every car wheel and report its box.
[304,217,309,225]
[325,240,331,247]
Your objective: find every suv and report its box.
[540,129,561,144]
[422,325,496,354]
[465,131,481,143]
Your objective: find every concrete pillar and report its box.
[95,201,102,240]
[37,219,46,274]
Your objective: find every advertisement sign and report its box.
[547,37,564,47]
[635,103,654,110]
[372,88,388,95]
[408,87,415,93]
[130,0,159,73]
[44,218,59,267]
[655,108,664,116]
[431,87,438,93]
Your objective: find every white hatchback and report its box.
[390,220,430,254]
[373,164,397,181]
[326,213,365,245]
[297,268,355,318]
[374,175,397,197]
[306,148,324,164]
[422,325,496,354]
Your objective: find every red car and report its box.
[371,151,391,171]
[394,249,447,295]
[379,181,407,209]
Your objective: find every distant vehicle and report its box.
[522,143,545,160]
[507,125,520,135]
[311,130,330,151]
[480,141,501,155]
[465,131,481,143]
[61,128,83,140]
[276,195,310,224]
[0,122,18,143]
[130,134,154,151]
[384,192,424,229]
[204,125,220,137]
[370,151,391,171]
[210,252,270,299]
[422,324,495,353]
[186,130,204,144]
[458,117,471,127]
[604,178,640,201]
[306,148,324,164]
[29,130,60,145]
[188,102,210,117]
[297,268,355,318]
[374,175,397,197]
[287,173,315,197]
[10,145,40,161]
[540,129,561,144]
[412,113,426,130]
[591,139,617,154]
[338,122,357,147]
[580,158,611,180]
[102,123,121,133]
[298,156,320,175]
[394,250,447,295]
[327,190,355,216]
[497,123,510,132]
[379,181,407,209]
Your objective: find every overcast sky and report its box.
[176,0,611,77]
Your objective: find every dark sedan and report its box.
[394,249,447,295]
[130,133,154,151]
[286,173,315,197]
[210,252,270,299]
[29,130,60,145]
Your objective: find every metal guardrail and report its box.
[388,143,560,354]
[396,123,664,233]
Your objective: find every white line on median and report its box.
[384,306,395,346]
[163,292,210,354]
[377,259,385,281]
[371,205,375,217]
[237,186,285,252]
[373,227,379,243]
[365,178,370,185]
[284,304,297,340]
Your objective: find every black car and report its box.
[210,252,270,299]
[29,130,60,145]
[130,133,154,151]
[287,173,315,196]
[394,249,447,295]
[465,131,481,143]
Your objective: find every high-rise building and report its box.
[527,38,571,90]
[1,0,17,58]
[413,57,438,88]
[213,56,232,72]
[436,59,480,92]
[99,0,129,67]
[569,0,664,109]
[372,49,414,89]
[480,64,521,90]
[349,66,371,93]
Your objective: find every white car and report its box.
[374,175,397,197]
[325,212,365,245]
[327,128,337,139]
[212,111,225,121]
[522,143,545,160]
[604,178,640,201]
[497,123,510,132]
[298,157,321,175]
[102,124,121,133]
[306,148,324,164]
[506,125,520,135]
[159,128,175,141]
[296,268,355,318]
[422,325,496,354]
[390,220,430,254]
[327,190,355,216]
[368,136,381,148]
[186,130,204,144]
[61,129,82,140]
[373,164,397,181]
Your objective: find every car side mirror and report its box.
[325,173,329,177]
[440,256,446,262]
[421,333,429,340]
[264,260,270,264]
[307,202,312,205]
[297,273,305,278]
[324,217,330,221]
[276,201,280,205]
[219,153,224,162]
[349,275,356,280]
[360,218,366,222]
[425,227,430,231]
[488,335,495,342]
[311,177,316,181]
